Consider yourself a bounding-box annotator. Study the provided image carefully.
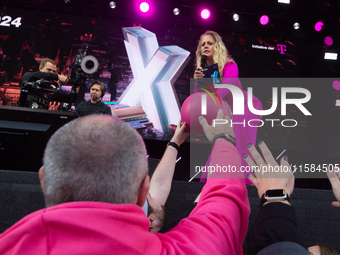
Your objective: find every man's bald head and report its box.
[41,115,148,207]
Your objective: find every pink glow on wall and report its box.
[333,80,340,90]
[324,36,333,46]
[140,2,149,12]
[260,15,269,25]
[314,21,323,31]
[201,9,210,19]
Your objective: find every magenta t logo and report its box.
[277,44,286,54]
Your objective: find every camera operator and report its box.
[75,80,112,117]
[18,58,79,110]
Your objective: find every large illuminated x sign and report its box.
[118,27,190,132]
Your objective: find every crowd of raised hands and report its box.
[195,109,339,254]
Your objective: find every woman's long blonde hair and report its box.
[195,31,234,77]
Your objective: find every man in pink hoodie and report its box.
[0,111,250,255]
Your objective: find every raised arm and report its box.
[158,110,250,255]
[23,71,69,83]
[244,141,307,255]
[148,120,189,205]
[326,168,340,208]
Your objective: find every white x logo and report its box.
[118,27,190,132]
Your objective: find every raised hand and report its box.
[326,167,340,208]
[198,109,234,143]
[170,120,190,146]
[244,141,294,199]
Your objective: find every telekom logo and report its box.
[277,44,287,54]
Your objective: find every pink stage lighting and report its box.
[324,36,333,46]
[333,80,340,90]
[315,21,323,31]
[140,2,149,13]
[201,9,210,19]
[260,15,269,25]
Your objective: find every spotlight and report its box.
[109,2,116,9]
[324,52,337,60]
[201,9,210,19]
[64,0,70,3]
[315,21,323,31]
[260,15,269,25]
[278,0,290,3]
[293,22,300,29]
[233,14,239,21]
[324,36,333,46]
[333,80,340,90]
[140,2,149,13]
[173,8,180,15]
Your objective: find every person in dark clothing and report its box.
[158,202,197,233]
[18,58,78,110]
[244,141,309,255]
[75,80,112,117]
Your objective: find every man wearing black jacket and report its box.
[18,58,78,109]
[75,80,112,117]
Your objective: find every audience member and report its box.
[147,119,189,233]
[244,142,340,254]
[308,243,339,255]
[326,167,340,208]
[146,118,212,233]
[0,110,249,255]
[244,141,309,255]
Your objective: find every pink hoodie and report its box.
[0,140,250,255]
[199,62,262,184]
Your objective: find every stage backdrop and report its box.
[1,8,339,177]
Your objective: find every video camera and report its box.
[69,45,99,88]
[18,45,99,110]
[19,79,62,109]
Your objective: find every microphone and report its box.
[200,55,207,68]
